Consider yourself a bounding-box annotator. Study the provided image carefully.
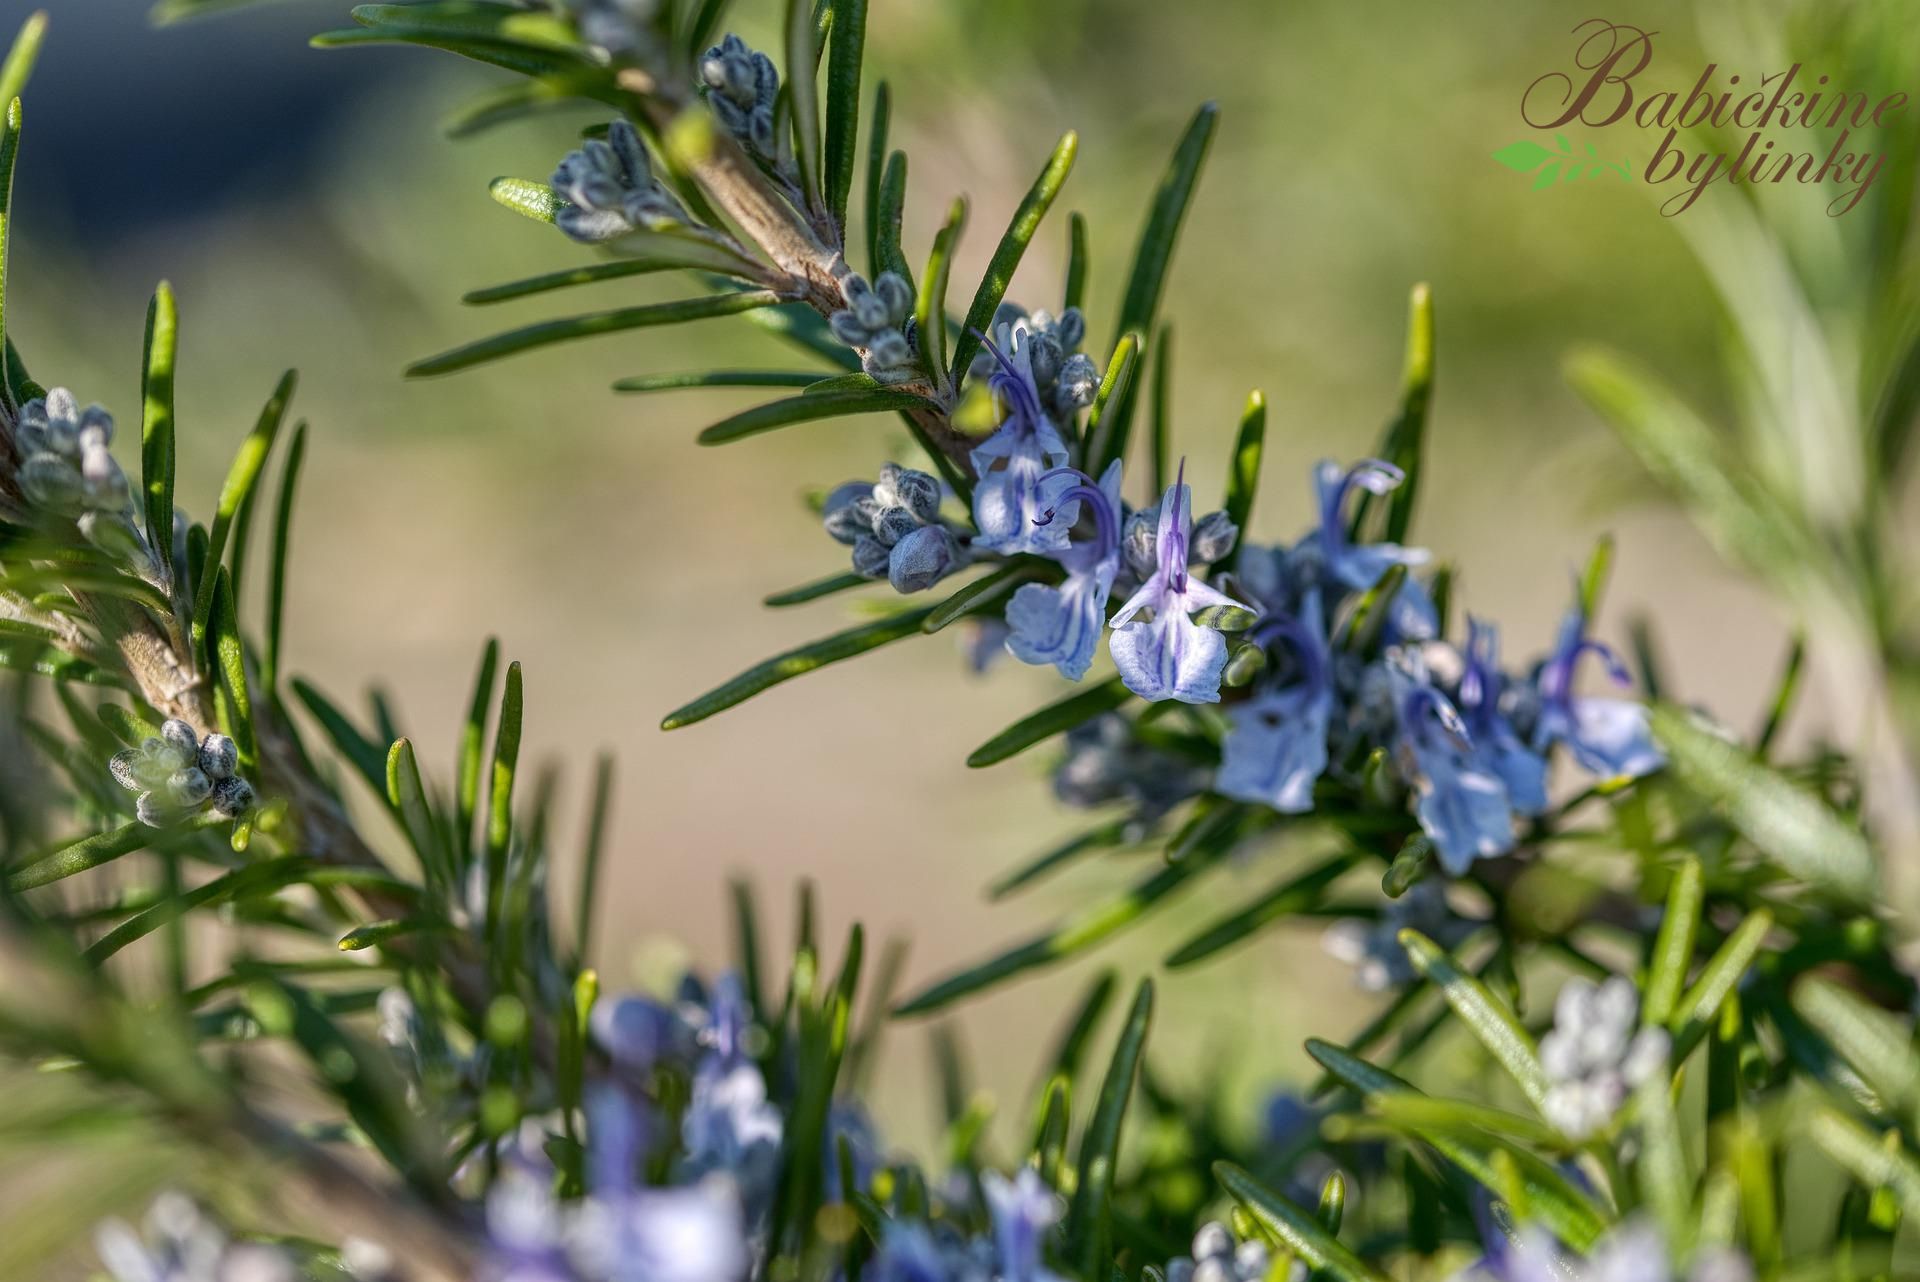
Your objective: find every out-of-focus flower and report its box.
[1531,607,1664,782]
[1323,879,1473,991]
[1539,977,1669,1139]
[93,1194,294,1282]
[1390,654,1513,871]
[1218,589,1333,812]
[551,120,690,244]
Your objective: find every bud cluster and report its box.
[822,463,967,593]
[829,272,918,382]
[109,719,255,828]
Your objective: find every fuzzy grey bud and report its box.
[851,535,891,579]
[1027,333,1063,389]
[876,464,941,523]
[1191,511,1239,564]
[870,505,919,548]
[211,776,256,819]
[198,734,238,781]
[822,482,878,545]
[165,766,213,808]
[135,793,169,828]
[1055,353,1099,410]
[1053,306,1086,350]
[160,720,199,759]
[1123,505,1161,580]
[887,525,958,593]
[872,271,913,325]
[863,329,913,371]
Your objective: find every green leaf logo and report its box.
[1491,137,1633,189]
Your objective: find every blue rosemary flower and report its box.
[94,1193,294,1282]
[1108,467,1241,704]
[1323,878,1474,991]
[1164,1221,1286,1282]
[1217,588,1333,812]
[551,120,690,244]
[1458,618,1548,816]
[970,325,1075,558]
[1531,607,1664,781]
[982,1168,1064,1282]
[564,0,661,57]
[1389,654,1514,872]
[1005,460,1123,680]
[681,978,782,1208]
[1300,460,1435,640]
[1053,713,1206,816]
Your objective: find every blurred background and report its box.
[1,0,1808,1186]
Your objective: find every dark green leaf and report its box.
[1065,979,1152,1277]
[457,638,500,866]
[1081,333,1141,479]
[263,423,307,696]
[1669,908,1772,1061]
[872,150,912,288]
[1352,283,1433,544]
[293,678,388,798]
[1063,211,1089,313]
[1399,928,1550,1110]
[408,290,780,377]
[6,818,213,892]
[484,660,524,944]
[949,131,1077,385]
[697,387,936,445]
[784,0,823,208]
[193,370,295,666]
[763,571,870,607]
[915,197,966,390]
[1652,704,1874,904]
[863,81,889,275]
[965,677,1130,768]
[922,561,1042,634]
[661,606,935,729]
[614,370,821,394]
[0,98,16,411]
[207,569,257,771]
[575,753,614,964]
[821,0,865,227]
[463,258,716,306]
[987,815,1134,901]
[1164,851,1359,968]
[1217,1163,1388,1282]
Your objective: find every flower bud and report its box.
[851,535,891,578]
[1123,505,1160,580]
[822,482,878,545]
[864,330,912,371]
[876,464,941,523]
[1190,510,1239,564]
[1055,353,1099,410]
[161,720,200,759]
[871,505,919,548]
[166,766,213,807]
[199,734,239,781]
[873,271,914,325]
[211,776,256,818]
[887,525,957,593]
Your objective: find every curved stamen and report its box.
[1034,482,1119,564]
[1458,616,1499,724]
[1249,612,1328,694]
[1166,458,1191,592]
[1402,685,1473,752]
[1541,621,1632,705]
[1319,458,1405,556]
[973,325,1046,434]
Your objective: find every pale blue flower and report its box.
[1391,656,1514,873]
[1532,608,1664,781]
[1459,617,1548,816]
[1005,460,1123,680]
[970,324,1075,557]
[866,1224,955,1282]
[1217,589,1332,813]
[1108,468,1240,704]
[982,1168,1063,1282]
[1302,460,1435,639]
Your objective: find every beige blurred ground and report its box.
[7,0,1814,1160]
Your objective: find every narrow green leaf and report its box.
[614,370,820,394]
[1316,1172,1346,1235]
[895,841,1224,1016]
[463,258,709,305]
[662,606,935,729]
[922,562,1041,634]
[262,423,306,696]
[820,0,865,228]
[1146,326,1173,493]
[730,877,766,1018]
[1399,928,1551,1111]
[1045,969,1118,1090]
[386,738,442,884]
[1807,1106,1920,1220]
[1669,909,1772,1060]
[293,678,388,798]
[863,81,890,274]
[0,97,16,411]
[1113,103,1216,343]
[1065,979,1152,1277]
[441,71,603,139]
[1303,1040,1606,1249]
[1361,1093,1564,1150]
[949,131,1078,386]
[1632,1050,1690,1248]
[4,820,201,892]
[763,571,870,607]
[193,370,295,665]
[915,198,966,389]
[1642,856,1702,1028]
[1217,390,1265,570]
[84,856,313,965]
[408,290,780,377]
[207,569,257,772]
[1754,632,1805,758]
[1164,851,1359,968]
[338,917,445,952]
[743,299,862,371]
[311,26,589,78]
[1578,533,1614,620]
[1791,975,1918,1117]
[0,647,123,687]
[1081,333,1141,479]
[484,661,524,945]
[872,149,912,288]
[0,12,48,114]
[456,638,500,866]
[965,677,1130,768]
[695,387,936,445]
[784,0,823,208]
[575,753,614,964]
[1353,283,1435,544]
[988,815,1134,901]
[136,283,180,558]
[685,0,732,59]
[1216,1163,1389,1282]
[1063,211,1089,313]
[1652,704,1874,903]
